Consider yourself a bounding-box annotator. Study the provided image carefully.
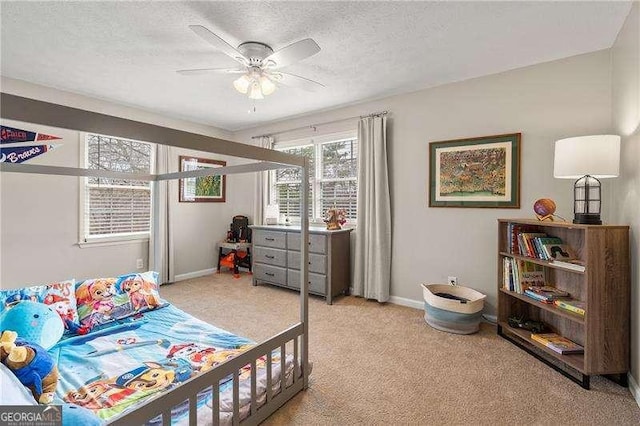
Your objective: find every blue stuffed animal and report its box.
[0,301,64,349]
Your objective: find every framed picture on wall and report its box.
[428,133,521,208]
[179,156,226,203]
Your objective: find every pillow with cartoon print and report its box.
[75,271,163,329]
[115,271,163,315]
[0,280,80,334]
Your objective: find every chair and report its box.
[217,216,252,278]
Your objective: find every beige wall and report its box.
[234,50,614,313]
[0,78,250,287]
[166,147,253,277]
[611,2,640,395]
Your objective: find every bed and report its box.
[52,303,301,425]
[0,93,312,425]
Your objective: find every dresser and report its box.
[250,225,353,304]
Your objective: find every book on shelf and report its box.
[533,237,563,260]
[551,259,586,272]
[542,243,577,261]
[524,285,570,303]
[503,258,544,294]
[518,232,547,258]
[530,333,584,354]
[507,223,539,255]
[554,299,586,316]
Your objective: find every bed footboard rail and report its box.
[109,322,306,426]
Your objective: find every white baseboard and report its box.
[347,287,423,310]
[629,373,640,409]
[174,268,217,282]
[388,295,423,310]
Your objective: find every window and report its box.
[81,133,154,243]
[272,132,358,223]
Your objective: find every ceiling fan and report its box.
[177,25,324,99]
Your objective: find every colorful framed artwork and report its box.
[178,156,226,203]
[429,133,521,208]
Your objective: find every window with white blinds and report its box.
[82,134,154,242]
[272,133,358,223]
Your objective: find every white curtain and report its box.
[150,144,175,284]
[253,136,274,225]
[353,115,391,302]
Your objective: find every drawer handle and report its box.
[265,237,275,241]
[265,255,275,259]
[265,272,275,277]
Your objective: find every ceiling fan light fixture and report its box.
[260,75,276,96]
[248,82,264,100]
[233,75,251,94]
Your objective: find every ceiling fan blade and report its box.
[188,25,248,65]
[263,39,320,69]
[177,68,246,76]
[276,72,325,92]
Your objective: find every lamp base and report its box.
[573,213,602,225]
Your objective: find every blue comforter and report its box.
[50,304,255,423]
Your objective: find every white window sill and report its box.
[78,237,150,248]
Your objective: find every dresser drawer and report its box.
[254,247,287,267]
[287,269,327,295]
[287,251,326,274]
[287,232,327,254]
[253,230,286,249]
[254,264,287,286]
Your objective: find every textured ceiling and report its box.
[0,1,632,131]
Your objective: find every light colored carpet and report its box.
[161,274,640,425]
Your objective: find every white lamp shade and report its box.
[233,75,251,94]
[248,82,264,100]
[260,75,276,96]
[553,135,620,179]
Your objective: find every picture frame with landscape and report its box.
[428,133,520,208]
[178,156,226,203]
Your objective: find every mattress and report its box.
[49,304,296,425]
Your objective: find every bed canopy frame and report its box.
[0,93,310,425]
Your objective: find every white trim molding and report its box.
[174,268,217,282]
[629,373,640,409]
[388,295,423,310]
[346,288,424,310]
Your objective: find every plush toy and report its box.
[0,330,59,404]
[61,403,101,426]
[0,301,64,349]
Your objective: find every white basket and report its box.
[421,284,486,334]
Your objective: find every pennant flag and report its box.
[1,125,61,144]
[0,144,59,164]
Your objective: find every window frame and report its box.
[270,130,358,225]
[78,132,155,247]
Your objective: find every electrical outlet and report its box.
[447,276,457,286]
[136,258,144,269]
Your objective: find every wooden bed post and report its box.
[300,157,310,389]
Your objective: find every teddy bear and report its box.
[0,330,59,404]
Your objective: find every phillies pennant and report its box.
[0,144,59,163]
[1,125,61,144]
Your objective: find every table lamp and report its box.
[553,135,620,225]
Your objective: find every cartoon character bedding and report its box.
[50,304,293,425]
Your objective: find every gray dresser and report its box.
[250,225,352,304]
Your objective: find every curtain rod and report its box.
[251,110,388,140]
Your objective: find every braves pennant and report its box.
[1,125,61,144]
[0,125,62,163]
[0,144,60,164]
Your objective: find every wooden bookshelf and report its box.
[497,219,630,389]
[499,288,585,324]
[498,251,586,275]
